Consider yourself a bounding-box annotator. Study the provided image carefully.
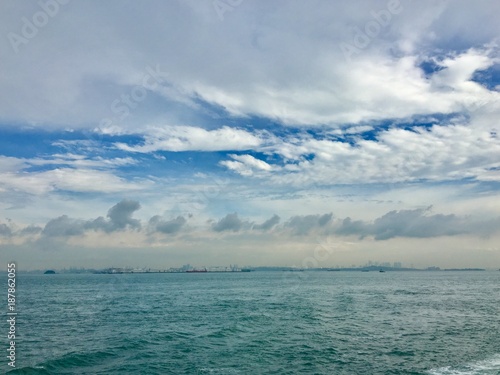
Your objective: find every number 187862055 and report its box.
[7,263,16,312]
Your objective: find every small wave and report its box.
[427,354,500,374]
[198,367,241,374]
[394,289,421,295]
[11,349,116,374]
[7,366,51,374]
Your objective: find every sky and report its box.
[0,0,499,270]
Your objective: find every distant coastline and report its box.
[3,265,490,274]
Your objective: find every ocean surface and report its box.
[4,270,500,374]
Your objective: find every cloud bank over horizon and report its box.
[1,199,499,248]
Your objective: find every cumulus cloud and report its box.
[370,208,464,240]
[42,215,86,237]
[86,199,142,233]
[333,207,500,240]
[335,217,369,237]
[220,154,274,177]
[40,199,142,238]
[106,199,141,230]
[0,223,12,237]
[253,214,280,231]
[3,201,500,260]
[148,215,186,234]
[285,213,333,235]
[212,213,244,232]
[115,126,265,153]
[35,204,500,242]
[19,225,43,236]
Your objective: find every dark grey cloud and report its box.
[19,225,43,236]
[285,213,333,235]
[212,213,243,232]
[371,208,462,240]
[13,202,500,245]
[149,215,186,234]
[106,199,141,230]
[84,217,109,232]
[41,200,142,237]
[0,223,12,237]
[86,199,142,233]
[253,214,280,231]
[335,217,368,237]
[333,207,500,240]
[42,215,86,237]
[281,209,500,239]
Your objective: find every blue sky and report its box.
[1,0,499,269]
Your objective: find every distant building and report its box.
[426,266,441,271]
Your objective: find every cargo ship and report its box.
[186,268,208,273]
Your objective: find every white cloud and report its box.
[0,156,28,173]
[1,2,499,129]
[28,154,137,169]
[115,126,265,152]
[430,49,495,88]
[0,168,150,195]
[217,112,500,185]
[0,153,147,197]
[220,154,273,176]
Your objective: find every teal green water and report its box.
[4,271,500,374]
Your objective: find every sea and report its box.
[4,270,500,374]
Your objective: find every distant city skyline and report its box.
[11,263,493,274]
[1,1,499,270]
